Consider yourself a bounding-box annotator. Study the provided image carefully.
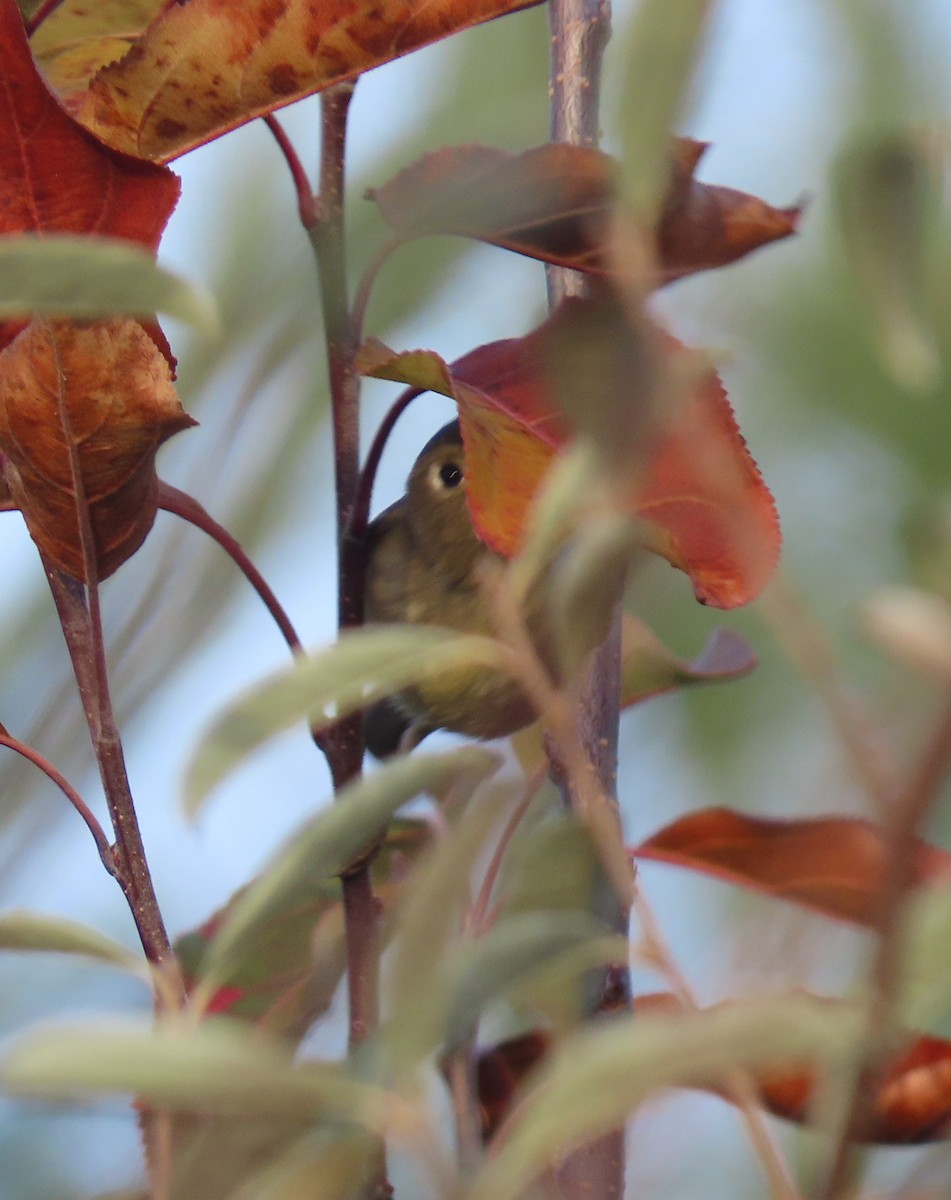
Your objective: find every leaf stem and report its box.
[23,0,66,36]
[264,114,318,229]
[0,728,114,875]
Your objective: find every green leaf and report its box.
[384,780,515,1072]
[469,994,863,1200]
[834,136,941,391]
[442,913,620,1051]
[229,1130,374,1200]
[2,1018,385,1124]
[197,748,498,995]
[0,909,146,977]
[898,880,951,1036]
[184,626,510,812]
[616,0,712,220]
[620,618,758,706]
[0,234,219,333]
[549,514,639,680]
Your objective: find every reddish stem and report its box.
[264,114,317,229]
[0,729,114,875]
[157,482,333,760]
[24,0,66,36]
[347,385,423,543]
[158,483,304,656]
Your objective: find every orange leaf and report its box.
[0,319,195,581]
[360,297,781,609]
[71,0,544,163]
[371,141,800,284]
[633,808,951,926]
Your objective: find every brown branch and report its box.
[546,2,627,1197]
[308,80,386,1195]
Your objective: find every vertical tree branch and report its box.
[308,81,386,1195]
[546,3,628,1199]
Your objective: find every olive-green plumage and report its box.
[364,421,536,754]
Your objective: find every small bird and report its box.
[363,420,537,756]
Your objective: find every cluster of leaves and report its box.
[1,0,951,1199]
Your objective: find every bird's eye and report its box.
[438,461,463,489]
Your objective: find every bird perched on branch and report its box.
[363,420,537,756]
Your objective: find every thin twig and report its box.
[351,239,402,346]
[159,483,304,654]
[347,385,424,542]
[0,730,115,874]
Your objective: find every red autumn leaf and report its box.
[633,808,951,926]
[0,0,179,351]
[750,1032,951,1143]
[0,319,195,581]
[358,299,780,608]
[371,141,800,284]
[69,0,543,164]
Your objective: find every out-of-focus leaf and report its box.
[511,623,757,772]
[468,994,860,1200]
[0,0,179,353]
[615,0,711,220]
[634,808,951,926]
[549,515,639,681]
[0,235,218,332]
[72,0,544,162]
[900,882,951,1037]
[29,0,165,98]
[228,1129,375,1200]
[184,626,510,811]
[361,302,781,608]
[834,134,940,391]
[0,318,195,581]
[621,619,758,705]
[443,914,619,1051]
[2,1019,386,1124]
[371,140,799,285]
[384,780,513,1073]
[0,909,145,975]
[176,819,431,1037]
[861,584,951,678]
[196,749,498,994]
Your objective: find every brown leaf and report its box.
[371,141,800,284]
[72,0,544,163]
[633,808,951,926]
[658,138,803,283]
[0,318,195,581]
